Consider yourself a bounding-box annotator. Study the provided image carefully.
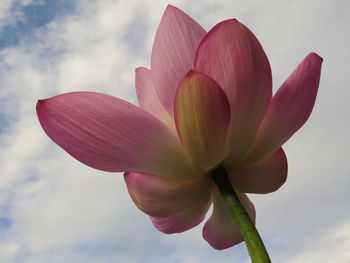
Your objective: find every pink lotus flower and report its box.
[36,5,322,250]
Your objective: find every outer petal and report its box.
[135,67,171,124]
[195,19,272,163]
[37,92,198,179]
[124,172,211,217]
[150,188,212,234]
[245,53,323,163]
[203,188,255,250]
[151,5,206,115]
[174,71,231,171]
[229,148,287,194]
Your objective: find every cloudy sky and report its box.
[0,0,349,262]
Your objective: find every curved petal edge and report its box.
[174,70,231,171]
[37,92,197,179]
[124,172,211,217]
[203,189,255,250]
[245,52,323,163]
[151,5,206,115]
[230,148,288,194]
[195,19,272,163]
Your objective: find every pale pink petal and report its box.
[151,5,206,115]
[195,19,272,163]
[135,67,171,124]
[124,172,211,217]
[151,188,212,234]
[174,71,231,171]
[245,53,323,163]
[229,148,287,194]
[203,189,256,250]
[37,92,198,179]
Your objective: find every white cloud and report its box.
[290,222,350,263]
[0,241,19,262]
[0,0,349,262]
[0,0,38,28]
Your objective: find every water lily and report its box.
[36,4,322,253]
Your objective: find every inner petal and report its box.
[174,70,231,172]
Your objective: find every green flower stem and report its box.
[211,168,271,263]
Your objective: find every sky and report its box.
[0,0,349,262]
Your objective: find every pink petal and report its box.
[135,67,171,124]
[37,92,198,179]
[150,190,212,234]
[124,172,211,217]
[151,5,206,115]
[174,71,231,171]
[195,19,272,163]
[203,189,256,250]
[245,53,323,163]
[229,148,287,194]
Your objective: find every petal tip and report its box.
[151,214,205,234]
[164,4,181,15]
[135,67,150,75]
[218,18,243,29]
[36,99,48,115]
[36,99,43,108]
[166,4,176,9]
[135,67,144,73]
[37,98,48,105]
[308,52,323,63]
[202,224,243,250]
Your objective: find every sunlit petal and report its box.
[151,5,206,115]
[37,92,198,179]
[135,67,171,124]
[174,71,231,171]
[245,53,323,163]
[195,19,272,163]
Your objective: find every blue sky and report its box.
[0,0,349,262]
[0,0,74,48]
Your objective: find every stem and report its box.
[211,167,271,263]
